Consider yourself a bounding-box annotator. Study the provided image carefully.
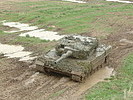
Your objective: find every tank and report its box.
[34,35,111,82]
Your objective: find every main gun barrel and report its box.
[55,50,72,64]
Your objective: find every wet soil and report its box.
[0,0,133,100]
[0,26,133,100]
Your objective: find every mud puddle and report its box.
[2,21,65,41]
[62,0,133,3]
[62,0,86,3]
[19,29,65,41]
[0,43,36,61]
[120,39,133,44]
[74,67,114,97]
[106,0,133,3]
[2,21,38,33]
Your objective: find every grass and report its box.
[0,30,49,45]
[11,36,49,44]
[85,53,133,100]
[0,1,133,36]
[0,30,8,35]
[0,30,16,36]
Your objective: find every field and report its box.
[0,0,133,100]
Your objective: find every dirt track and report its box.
[0,0,133,100]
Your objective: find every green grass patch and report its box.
[1,1,133,35]
[0,30,6,35]
[85,53,133,100]
[11,36,49,44]
[0,30,10,35]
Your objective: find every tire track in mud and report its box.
[21,75,78,100]
[0,58,77,100]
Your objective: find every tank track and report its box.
[71,55,109,82]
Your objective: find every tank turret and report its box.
[55,35,98,59]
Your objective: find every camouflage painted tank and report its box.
[34,35,111,82]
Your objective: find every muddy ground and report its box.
[0,0,133,100]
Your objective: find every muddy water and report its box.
[106,0,133,3]
[62,0,86,3]
[2,21,38,33]
[2,21,65,41]
[0,43,24,54]
[62,0,133,3]
[19,29,65,41]
[0,43,35,61]
[74,67,114,96]
[120,39,133,44]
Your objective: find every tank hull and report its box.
[34,45,111,82]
